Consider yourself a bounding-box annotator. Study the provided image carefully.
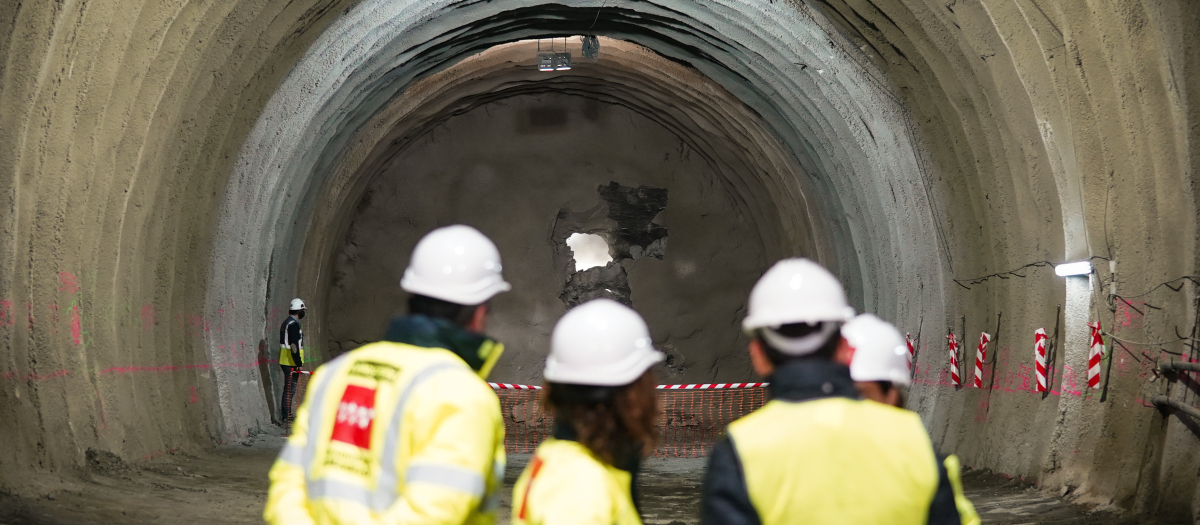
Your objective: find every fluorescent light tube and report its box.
[1055,261,1092,277]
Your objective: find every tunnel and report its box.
[1,0,1198,522]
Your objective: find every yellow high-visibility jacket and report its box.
[701,360,979,525]
[511,439,643,525]
[264,341,505,525]
[730,398,949,524]
[280,316,304,366]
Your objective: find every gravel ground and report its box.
[0,438,1166,524]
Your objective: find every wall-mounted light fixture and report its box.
[1054,261,1093,277]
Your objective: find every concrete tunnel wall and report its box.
[1,0,1198,520]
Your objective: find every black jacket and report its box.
[699,360,962,525]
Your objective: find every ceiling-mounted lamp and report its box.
[554,50,572,71]
[538,52,555,71]
[536,38,572,71]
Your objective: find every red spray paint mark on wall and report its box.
[974,397,989,423]
[0,300,12,326]
[141,304,156,332]
[1116,300,1144,330]
[70,304,82,345]
[1,358,282,383]
[189,386,199,404]
[58,272,78,293]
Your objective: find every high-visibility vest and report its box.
[727,397,942,525]
[280,317,304,366]
[512,439,643,525]
[264,341,505,525]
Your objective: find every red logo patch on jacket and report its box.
[332,384,377,448]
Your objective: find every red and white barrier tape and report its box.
[972,332,991,388]
[490,383,542,390]
[1088,321,1104,389]
[947,333,961,386]
[656,383,768,390]
[489,382,769,390]
[1034,328,1048,392]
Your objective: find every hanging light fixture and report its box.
[555,37,572,71]
[536,38,572,71]
[537,39,555,71]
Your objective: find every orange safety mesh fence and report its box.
[496,384,769,458]
[283,373,769,457]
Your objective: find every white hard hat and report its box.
[844,314,911,387]
[742,258,855,332]
[545,299,665,386]
[401,225,512,306]
[289,298,306,310]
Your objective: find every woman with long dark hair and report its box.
[512,299,663,525]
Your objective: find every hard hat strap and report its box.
[760,322,838,356]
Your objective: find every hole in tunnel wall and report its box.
[555,181,669,310]
[322,93,768,385]
[565,233,612,271]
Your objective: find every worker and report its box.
[279,297,306,423]
[512,299,663,525]
[700,258,974,525]
[842,314,982,525]
[265,225,511,525]
[842,313,911,407]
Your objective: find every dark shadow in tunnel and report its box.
[257,339,278,425]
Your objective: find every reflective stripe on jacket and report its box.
[512,439,642,525]
[264,341,505,525]
[728,397,941,524]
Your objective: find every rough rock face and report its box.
[598,182,669,261]
[558,262,633,309]
[556,181,669,308]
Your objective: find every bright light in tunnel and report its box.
[1055,261,1093,277]
[566,233,612,272]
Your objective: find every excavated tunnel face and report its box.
[4,0,1199,520]
[214,3,950,428]
[308,38,829,385]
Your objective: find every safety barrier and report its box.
[495,382,769,458]
[284,374,770,457]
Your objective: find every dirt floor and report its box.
[0,433,1166,525]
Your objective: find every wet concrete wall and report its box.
[1,0,1198,520]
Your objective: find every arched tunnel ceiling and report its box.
[301,38,833,384]
[301,38,829,302]
[2,0,1199,519]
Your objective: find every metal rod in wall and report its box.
[1159,360,1200,373]
[1152,395,1200,420]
